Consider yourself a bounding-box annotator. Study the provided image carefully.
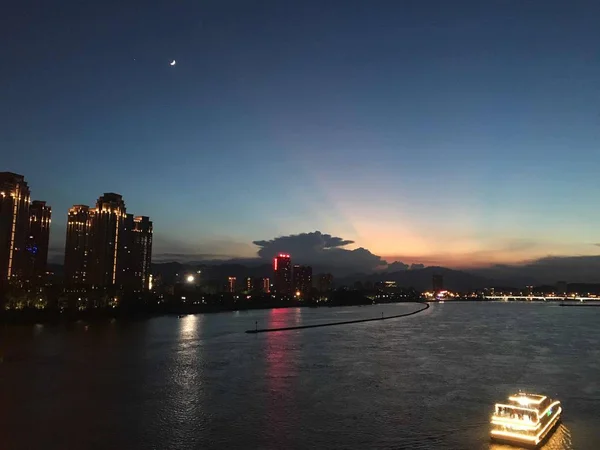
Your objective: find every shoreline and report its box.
[1,298,594,326]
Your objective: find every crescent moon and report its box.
[170,60,176,66]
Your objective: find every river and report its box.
[0,302,598,449]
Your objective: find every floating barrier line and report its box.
[245,302,429,334]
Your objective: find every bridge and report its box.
[482,295,599,301]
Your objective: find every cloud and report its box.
[386,261,409,272]
[253,232,354,255]
[252,231,386,274]
[384,262,426,273]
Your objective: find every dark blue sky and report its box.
[2,0,600,267]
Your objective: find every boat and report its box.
[490,392,562,448]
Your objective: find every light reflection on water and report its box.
[178,313,201,339]
[264,308,299,448]
[489,424,573,450]
[0,302,598,449]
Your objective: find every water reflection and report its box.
[489,424,573,450]
[264,309,299,448]
[178,314,200,340]
[1,303,598,449]
[162,314,206,447]
[265,307,302,328]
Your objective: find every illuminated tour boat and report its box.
[490,393,562,447]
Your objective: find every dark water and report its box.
[0,302,598,449]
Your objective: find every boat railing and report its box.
[495,404,539,421]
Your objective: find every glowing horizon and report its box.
[4,0,600,272]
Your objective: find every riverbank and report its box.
[3,297,589,325]
[0,298,421,325]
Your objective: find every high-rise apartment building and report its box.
[253,277,270,294]
[88,193,126,287]
[228,276,237,293]
[130,216,153,291]
[293,264,312,295]
[262,277,270,294]
[26,200,51,279]
[0,173,50,290]
[273,253,292,295]
[245,276,253,292]
[64,205,93,286]
[64,193,152,291]
[119,215,153,292]
[1,173,31,287]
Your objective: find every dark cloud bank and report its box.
[152,231,600,285]
[252,232,385,274]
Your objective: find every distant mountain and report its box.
[150,262,184,284]
[337,266,494,291]
[467,256,600,285]
[150,260,357,285]
[466,266,539,287]
[151,261,274,285]
[51,255,600,289]
[97,262,526,290]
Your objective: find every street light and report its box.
[186,275,195,283]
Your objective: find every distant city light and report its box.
[186,275,195,283]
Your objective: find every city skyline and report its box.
[4,172,600,282]
[1,170,155,300]
[2,1,600,270]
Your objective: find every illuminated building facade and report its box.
[293,264,312,295]
[130,216,153,291]
[0,173,32,287]
[88,193,126,288]
[64,193,152,291]
[262,277,271,293]
[253,277,270,293]
[228,276,237,293]
[273,253,292,295]
[119,215,153,291]
[64,205,93,286]
[384,280,397,291]
[245,276,253,292]
[317,273,333,293]
[26,200,51,280]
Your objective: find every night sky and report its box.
[2,0,600,268]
